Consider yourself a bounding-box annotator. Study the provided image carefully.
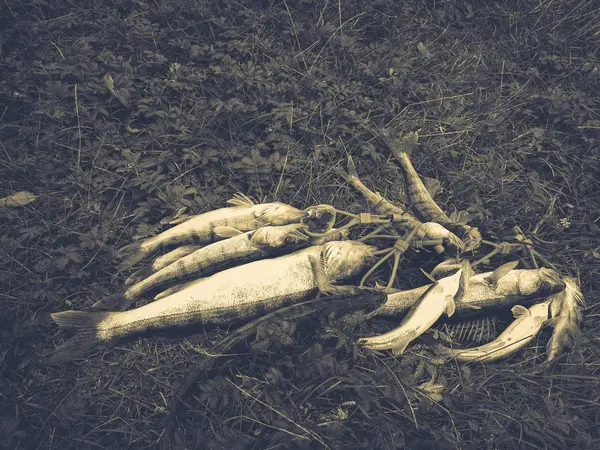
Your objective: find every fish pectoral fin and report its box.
[484,261,520,288]
[391,331,417,356]
[445,296,456,317]
[511,304,530,319]
[213,226,244,238]
[227,192,255,207]
[167,215,194,226]
[461,303,482,310]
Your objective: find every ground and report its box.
[1,0,599,448]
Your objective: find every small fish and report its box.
[483,261,520,289]
[368,126,482,251]
[336,156,464,253]
[124,245,203,287]
[358,266,465,355]
[116,193,305,269]
[46,241,376,364]
[378,268,565,319]
[545,277,585,364]
[92,224,311,311]
[434,300,552,362]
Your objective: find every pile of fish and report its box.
[46,126,585,369]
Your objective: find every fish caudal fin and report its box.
[391,330,417,356]
[116,241,148,270]
[213,226,244,238]
[90,292,130,311]
[44,310,111,365]
[124,266,153,287]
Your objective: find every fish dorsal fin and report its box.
[445,296,456,317]
[484,261,519,288]
[511,305,529,319]
[227,192,255,208]
[213,226,244,238]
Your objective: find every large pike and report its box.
[336,156,465,253]
[47,241,376,364]
[92,224,313,311]
[434,300,552,362]
[378,268,565,319]
[367,125,482,251]
[545,277,585,364]
[116,193,305,269]
[359,264,467,355]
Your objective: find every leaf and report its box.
[0,191,37,207]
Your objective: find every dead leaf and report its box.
[0,191,37,207]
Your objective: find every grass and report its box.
[1,0,599,448]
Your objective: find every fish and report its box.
[434,300,552,362]
[378,268,565,319]
[46,241,376,364]
[544,277,585,364]
[358,265,465,355]
[116,193,305,269]
[92,224,312,311]
[124,245,203,287]
[336,156,464,253]
[367,125,482,251]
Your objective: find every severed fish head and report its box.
[252,224,309,249]
[321,241,377,282]
[302,204,337,234]
[259,203,306,225]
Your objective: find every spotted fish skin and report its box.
[116,194,306,269]
[47,241,376,364]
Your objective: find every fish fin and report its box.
[420,268,438,283]
[116,241,149,270]
[51,310,110,331]
[399,131,419,155]
[213,226,244,238]
[227,193,254,207]
[445,296,456,317]
[43,333,107,365]
[484,261,519,288]
[462,303,482,310]
[90,293,131,311]
[454,260,471,302]
[511,305,529,319]
[346,155,360,178]
[124,266,153,287]
[167,215,193,226]
[544,317,562,328]
[391,331,417,356]
[309,255,330,293]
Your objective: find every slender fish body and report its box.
[545,277,585,364]
[359,268,464,355]
[93,224,312,311]
[47,241,376,364]
[336,156,464,253]
[116,193,305,269]
[371,128,481,251]
[124,245,203,287]
[434,300,552,362]
[378,268,564,319]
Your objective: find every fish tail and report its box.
[117,241,151,270]
[124,266,153,286]
[90,292,131,311]
[390,331,417,356]
[44,311,112,365]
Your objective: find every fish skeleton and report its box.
[434,300,552,362]
[92,224,312,311]
[545,277,585,364]
[116,193,305,269]
[378,268,565,319]
[368,126,482,251]
[336,156,464,253]
[47,241,376,364]
[124,245,203,287]
[359,267,465,355]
